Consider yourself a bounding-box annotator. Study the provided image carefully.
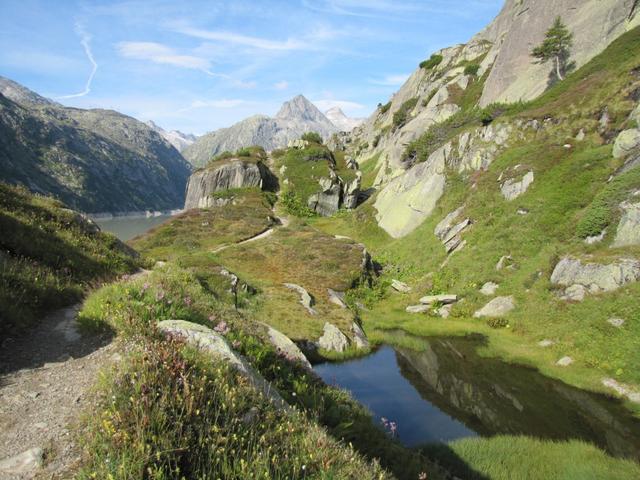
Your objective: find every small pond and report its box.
[314,334,640,459]
[94,214,172,241]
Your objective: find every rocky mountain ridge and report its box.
[0,75,192,213]
[145,120,197,152]
[324,106,365,132]
[183,95,338,167]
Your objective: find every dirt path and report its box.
[212,214,291,254]
[0,305,120,479]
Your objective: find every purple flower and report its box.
[184,296,192,306]
[141,282,150,292]
[155,290,165,301]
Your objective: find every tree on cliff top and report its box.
[532,16,574,83]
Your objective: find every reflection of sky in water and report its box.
[314,346,476,447]
[95,215,172,241]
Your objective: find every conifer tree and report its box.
[532,16,573,82]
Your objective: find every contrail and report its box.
[57,22,97,99]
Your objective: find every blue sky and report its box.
[0,0,503,135]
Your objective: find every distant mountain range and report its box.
[0,76,191,214]
[145,121,197,152]
[324,106,364,132]
[183,95,363,167]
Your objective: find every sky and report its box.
[0,0,504,135]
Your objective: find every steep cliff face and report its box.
[184,159,276,210]
[348,0,639,178]
[0,76,192,214]
[477,0,640,106]
[183,95,337,167]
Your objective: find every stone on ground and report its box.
[327,288,347,308]
[607,318,625,328]
[473,296,515,318]
[283,283,317,315]
[406,304,431,314]
[0,447,44,475]
[480,282,499,296]
[538,339,554,348]
[612,128,640,159]
[556,356,574,367]
[551,257,640,297]
[391,279,411,293]
[318,323,349,353]
[612,201,640,248]
[265,325,312,369]
[157,320,288,409]
[501,171,534,200]
[419,294,458,305]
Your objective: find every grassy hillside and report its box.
[311,26,640,409]
[0,183,139,338]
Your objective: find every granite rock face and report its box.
[612,201,640,247]
[473,296,515,318]
[318,323,349,353]
[184,160,275,210]
[551,257,640,294]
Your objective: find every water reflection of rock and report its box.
[396,337,640,459]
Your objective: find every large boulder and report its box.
[157,320,288,409]
[613,129,640,159]
[283,283,317,315]
[501,171,534,201]
[184,160,275,209]
[473,296,515,318]
[307,177,342,216]
[265,324,312,369]
[612,201,640,248]
[374,144,448,238]
[550,257,640,294]
[318,323,349,353]
[342,172,362,209]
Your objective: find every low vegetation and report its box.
[208,146,267,167]
[0,183,138,337]
[392,97,419,129]
[420,54,443,70]
[301,131,323,144]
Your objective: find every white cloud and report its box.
[174,26,308,51]
[312,99,365,113]
[57,21,98,99]
[117,41,213,73]
[368,73,410,86]
[274,80,289,90]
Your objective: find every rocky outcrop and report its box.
[501,171,534,201]
[419,294,458,305]
[183,95,337,167]
[551,257,640,298]
[265,325,312,369]
[307,177,342,216]
[613,201,640,247]
[327,288,347,308]
[374,146,447,238]
[434,207,472,253]
[391,279,411,293]
[342,172,362,209]
[0,447,44,475]
[157,320,287,409]
[184,160,275,210]
[0,76,191,214]
[283,283,317,315]
[473,296,515,318]
[613,129,640,159]
[477,0,640,106]
[351,322,369,349]
[406,304,431,314]
[318,322,349,353]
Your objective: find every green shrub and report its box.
[237,148,252,157]
[211,150,234,163]
[302,146,333,162]
[301,131,323,144]
[576,167,640,238]
[464,63,481,76]
[281,191,316,217]
[379,101,392,115]
[486,317,509,329]
[420,54,443,70]
[422,89,438,107]
[392,97,419,129]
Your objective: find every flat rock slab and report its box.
[551,257,640,294]
[0,447,44,475]
[157,320,287,409]
[607,318,626,328]
[538,339,554,348]
[473,296,515,318]
[391,279,411,293]
[351,322,369,350]
[419,294,458,305]
[327,288,347,308]
[501,171,534,201]
[406,304,431,314]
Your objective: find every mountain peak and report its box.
[0,75,55,106]
[275,94,326,122]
